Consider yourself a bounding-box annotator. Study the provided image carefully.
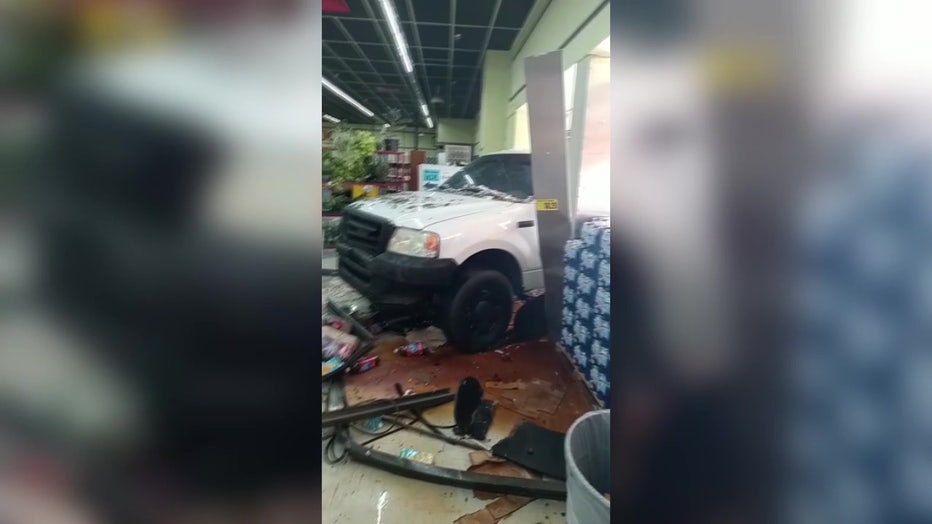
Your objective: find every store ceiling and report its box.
[322,0,537,126]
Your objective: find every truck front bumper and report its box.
[337,245,457,308]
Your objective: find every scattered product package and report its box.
[321,357,343,376]
[363,417,383,432]
[322,326,359,360]
[350,355,379,374]
[394,342,426,357]
[399,448,435,465]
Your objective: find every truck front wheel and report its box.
[443,270,514,353]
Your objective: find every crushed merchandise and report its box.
[394,342,427,357]
[321,357,343,376]
[349,355,379,374]
[404,325,447,349]
[322,325,358,361]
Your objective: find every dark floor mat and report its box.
[491,422,566,480]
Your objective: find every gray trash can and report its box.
[565,409,610,524]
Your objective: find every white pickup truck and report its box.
[337,151,544,352]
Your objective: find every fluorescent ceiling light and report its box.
[379,0,414,74]
[420,103,430,117]
[323,114,341,123]
[323,77,375,118]
[425,116,434,129]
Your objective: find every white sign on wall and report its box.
[418,164,462,189]
[444,144,472,164]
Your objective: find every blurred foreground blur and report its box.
[610,0,932,522]
[2,2,321,522]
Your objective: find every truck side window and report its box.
[502,155,534,199]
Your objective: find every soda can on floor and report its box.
[351,355,380,373]
[394,342,426,357]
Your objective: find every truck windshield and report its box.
[437,154,533,201]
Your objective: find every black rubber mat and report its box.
[491,422,566,480]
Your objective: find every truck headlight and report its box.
[387,228,440,258]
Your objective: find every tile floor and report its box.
[321,410,568,524]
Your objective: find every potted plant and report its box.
[323,129,378,197]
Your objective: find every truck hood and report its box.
[347,191,514,230]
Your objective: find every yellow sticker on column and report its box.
[536,199,559,211]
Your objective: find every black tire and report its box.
[443,270,514,353]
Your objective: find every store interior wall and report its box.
[436,118,476,146]
[455,0,610,156]
[508,0,609,115]
[499,2,609,151]
[475,50,510,155]
[323,122,437,157]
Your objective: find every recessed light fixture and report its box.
[420,103,430,117]
[378,0,414,74]
[323,114,341,123]
[425,116,434,129]
[323,77,375,118]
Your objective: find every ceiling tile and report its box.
[371,61,400,75]
[322,18,344,40]
[419,47,449,61]
[455,0,496,26]
[416,24,449,48]
[360,45,392,62]
[409,0,451,23]
[453,49,480,67]
[340,19,382,44]
[424,64,447,78]
[322,57,349,72]
[495,0,535,28]
[324,42,361,58]
[453,27,486,50]
[487,28,519,50]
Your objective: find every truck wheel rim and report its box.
[467,289,506,338]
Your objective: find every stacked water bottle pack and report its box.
[789,126,932,523]
[561,218,611,407]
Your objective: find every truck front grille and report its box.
[340,208,393,255]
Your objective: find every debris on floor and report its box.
[491,422,567,480]
[399,448,435,465]
[342,339,596,434]
[395,342,428,357]
[453,509,497,524]
[322,326,358,360]
[485,380,524,390]
[469,460,537,500]
[454,494,534,524]
[321,357,342,376]
[349,355,379,374]
[492,378,566,419]
[405,325,448,349]
[468,451,507,467]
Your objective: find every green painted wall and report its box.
[475,0,609,151]
[507,0,609,114]
[437,118,476,145]
[475,50,510,156]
